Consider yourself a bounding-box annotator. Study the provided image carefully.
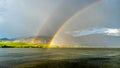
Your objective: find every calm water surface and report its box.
[0,48,120,68]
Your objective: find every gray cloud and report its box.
[0,0,60,38]
[39,0,100,36]
[66,28,120,37]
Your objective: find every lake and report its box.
[0,48,120,68]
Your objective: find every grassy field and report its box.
[0,41,48,48]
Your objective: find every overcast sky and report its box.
[50,0,120,47]
[0,0,61,38]
[0,0,120,47]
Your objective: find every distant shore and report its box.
[0,41,120,48]
[0,41,48,48]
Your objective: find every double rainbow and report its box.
[33,0,102,48]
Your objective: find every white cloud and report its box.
[66,28,120,37]
[104,29,120,36]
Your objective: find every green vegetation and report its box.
[0,41,48,48]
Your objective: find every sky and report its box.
[38,0,99,36]
[50,0,120,47]
[0,0,120,47]
[0,0,61,38]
